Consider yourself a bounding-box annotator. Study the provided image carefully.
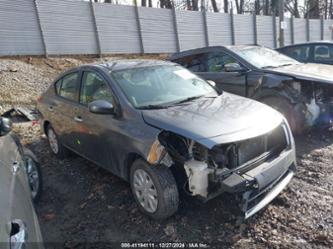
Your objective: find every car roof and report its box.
[277,41,333,49]
[168,45,259,60]
[86,59,177,72]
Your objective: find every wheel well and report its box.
[43,121,50,135]
[124,153,142,181]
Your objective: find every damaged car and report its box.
[0,117,43,248]
[37,60,296,219]
[169,45,333,133]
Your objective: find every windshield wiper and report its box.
[174,95,204,105]
[138,104,170,110]
[262,63,294,69]
[277,63,294,67]
[261,65,278,69]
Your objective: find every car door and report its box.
[0,134,43,248]
[197,52,247,96]
[73,70,119,172]
[49,71,81,150]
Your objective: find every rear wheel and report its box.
[46,125,68,159]
[261,96,304,134]
[130,159,179,220]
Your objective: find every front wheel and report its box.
[24,149,43,203]
[130,159,179,220]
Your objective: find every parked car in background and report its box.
[169,45,333,133]
[277,41,333,65]
[38,60,296,220]
[0,117,43,249]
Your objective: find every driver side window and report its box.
[80,71,114,105]
[206,52,238,72]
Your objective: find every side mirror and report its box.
[88,100,115,115]
[224,63,247,73]
[0,117,12,136]
[207,80,216,87]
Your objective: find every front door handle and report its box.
[74,116,83,123]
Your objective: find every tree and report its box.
[235,0,245,14]
[160,0,173,8]
[211,0,219,12]
[224,0,228,13]
[305,0,320,18]
[192,0,199,11]
[285,0,301,18]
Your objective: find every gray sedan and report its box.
[0,117,43,249]
[38,60,296,220]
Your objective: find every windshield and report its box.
[229,46,300,69]
[111,65,218,109]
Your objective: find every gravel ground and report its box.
[1,57,333,248]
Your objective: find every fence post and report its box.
[33,0,48,58]
[202,7,209,47]
[171,5,180,52]
[272,14,277,48]
[320,16,324,40]
[90,1,102,58]
[253,13,257,45]
[230,9,235,45]
[134,0,144,54]
[290,16,294,44]
[306,16,310,41]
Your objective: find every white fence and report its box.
[0,0,332,56]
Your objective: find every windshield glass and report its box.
[229,46,300,69]
[111,65,218,109]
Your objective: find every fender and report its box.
[249,73,303,104]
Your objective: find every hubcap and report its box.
[48,129,59,154]
[133,169,158,213]
[26,157,40,200]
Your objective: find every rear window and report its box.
[314,45,333,62]
[58,72,79,101]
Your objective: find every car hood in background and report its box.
[270,63,333,84]
[142,93,283,148]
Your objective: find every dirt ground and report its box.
[1,57,333,248]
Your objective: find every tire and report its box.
[46,125,68,159]
[23,149,43,203]
[130,159,179,220]
[261,96,304,134]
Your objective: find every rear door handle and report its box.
[74,116,83,123]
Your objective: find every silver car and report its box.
[0,117,43,249]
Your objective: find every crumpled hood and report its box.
[271,63,333,84]
[142,93,284,148]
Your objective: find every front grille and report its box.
[210,123,289,170]
[238,124,288,166]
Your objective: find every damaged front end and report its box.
[146,121,296,219]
